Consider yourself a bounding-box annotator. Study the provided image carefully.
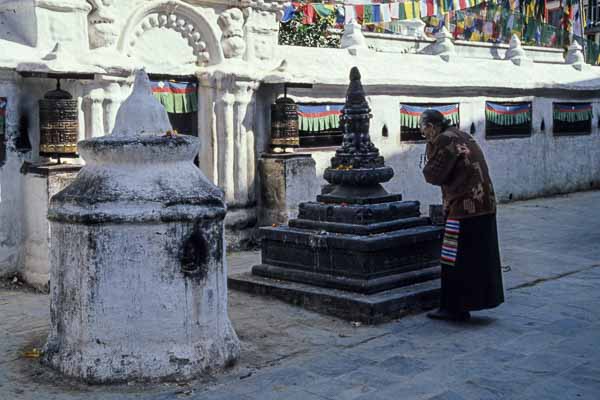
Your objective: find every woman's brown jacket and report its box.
[423,127,496,219]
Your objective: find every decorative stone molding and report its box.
[118,0,223,66]
[505,34,531,66]
[36,0,92,13]
[87,0,118,49]
[218,8,246,59]
[242,6,279,61]
[198,70,259,206]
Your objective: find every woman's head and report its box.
[419,110,450,142]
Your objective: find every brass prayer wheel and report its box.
[39,81,79,157]
[270,97,299,149]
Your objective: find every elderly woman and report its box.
[420,109,504,321]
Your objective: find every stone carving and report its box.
[505,34,530,66]
[420,27,455,61]
[118,1,223,66]
[565,41,586,70]
[218,8,246,59]
[87,0,118,49]
[340,20,368,55]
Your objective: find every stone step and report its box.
[289,216,431,235]
[228,272,441,324]
[252,264,441,295]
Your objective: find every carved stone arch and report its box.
[117,0,223,66]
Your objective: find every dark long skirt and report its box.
[440,213,504,313]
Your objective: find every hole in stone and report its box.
[382,125,389,137]
[508,193,513,200]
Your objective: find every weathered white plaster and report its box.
[0,78,25,278]
[44,71,240,382]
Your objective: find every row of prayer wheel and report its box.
[38,87,299,157]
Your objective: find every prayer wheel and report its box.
[39,81,79,158]
[270,97,299,149]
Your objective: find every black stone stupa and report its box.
[229,67,444,324]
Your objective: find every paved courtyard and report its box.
[1,191,599,400]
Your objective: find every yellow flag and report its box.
[403,2,414,19]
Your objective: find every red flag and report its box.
[355,5,364,24]
[302,4,315,24]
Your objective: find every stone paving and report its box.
[1,191,600,400]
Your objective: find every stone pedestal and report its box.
[43,71,239,383]
[259,153,319,226]
[230,68,443,324]
[22,162,81,291]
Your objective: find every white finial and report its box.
[341,19,369,55]
[111,69,173,137]
[565,41,585,69]
[419,26,455,61]
[505,34,530,66]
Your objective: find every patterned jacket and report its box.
[423,127,496,219]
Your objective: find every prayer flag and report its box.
[344,5,356,24]
[301,4,315,24]
[363,4,374,23]
[573,4,582,36]
[355,5,365,24]
[372,5,382,22]
[281,4,295,23]
[313,4,333,18]
[390,2,400,19]
[403,1,415,19]
[381,4,392,22]
[335,5,345,24]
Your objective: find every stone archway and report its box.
[117,0,223,66]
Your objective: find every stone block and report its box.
[21,162,81,291]
[258,153,319,226]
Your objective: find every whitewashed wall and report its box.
[282,89,600,216]
[0,74,24,277]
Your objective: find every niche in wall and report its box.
[552,102,593,136]
[297,103,344,148]
[485,101,532,139]
[399,103,460,142]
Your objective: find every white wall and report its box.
[285,89,600,216]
